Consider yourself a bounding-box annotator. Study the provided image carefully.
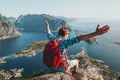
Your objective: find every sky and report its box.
[0,0,120,20]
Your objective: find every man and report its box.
[44,20,110,76]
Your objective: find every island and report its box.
[111,41,120,46]
[12,40,48,58]
[0,68,24,80]
[85,37,98,44]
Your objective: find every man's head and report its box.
[58,27,70,38]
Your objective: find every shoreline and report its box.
[0,40,120,79]
[0,33,22,40]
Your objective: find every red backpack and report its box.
[43,39,68,69]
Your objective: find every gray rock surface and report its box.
[0,14,21,40]
[31,47,120,80]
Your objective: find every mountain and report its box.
[0,14,21,40]
[15,14,69,32]
[10,43,119,80]
[8,17,16,23]
[27,48,120,80]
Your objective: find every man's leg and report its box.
[68,59,79,72]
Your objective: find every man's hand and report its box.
[45,20,51,33]
[45,20,49,27]
[95,24,110,35]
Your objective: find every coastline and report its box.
[0,40,120,80]
[25,47,120,80]
[0,32,22,40]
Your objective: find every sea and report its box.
[0,19,120,77]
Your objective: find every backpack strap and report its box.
[56,38,68,70]
[57,38,62,43]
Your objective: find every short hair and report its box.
[58,27,69,37]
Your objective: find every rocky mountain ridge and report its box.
[15,14,69,32]
[31,47,120,80]
[0,14,21,40]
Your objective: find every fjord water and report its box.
[68,20,120,72]
[0,32,48,77]
[0,20,120,77]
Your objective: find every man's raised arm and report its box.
[45,20,51,33]
[78,24,110,41]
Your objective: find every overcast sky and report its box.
[0,0,120,19]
